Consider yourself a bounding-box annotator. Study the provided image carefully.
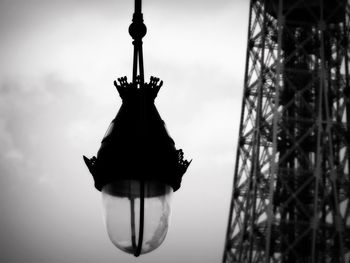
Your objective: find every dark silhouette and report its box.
[223,1,350,262]
[83,0,191,257]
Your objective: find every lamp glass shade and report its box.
[102,180,173,255]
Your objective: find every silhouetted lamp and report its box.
[83,0,191,257]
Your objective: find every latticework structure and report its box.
[223,0,350,262]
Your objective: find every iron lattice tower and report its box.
[223,0,350,262]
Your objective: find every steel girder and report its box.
[223,0,350,262]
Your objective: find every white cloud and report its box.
[0,1,250,262]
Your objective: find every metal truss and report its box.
[223,0,350,262]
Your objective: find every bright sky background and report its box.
[0,0,249,262]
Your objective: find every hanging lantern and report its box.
[83,0,191,257]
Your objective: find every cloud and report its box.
[0,72,110,262]
[0,1,250,262]
[0,74,93,183]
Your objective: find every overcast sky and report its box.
[0,0,249,262]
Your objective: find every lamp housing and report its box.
[83,77,190,256]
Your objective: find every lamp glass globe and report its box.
[102,180,173,255]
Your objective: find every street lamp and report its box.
[83,0,191,257]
